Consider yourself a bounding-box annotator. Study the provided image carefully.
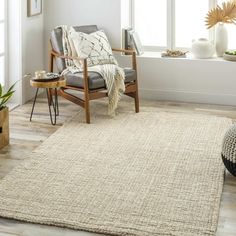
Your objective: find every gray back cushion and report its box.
[50,25,99,73]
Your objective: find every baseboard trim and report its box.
[139,88,236,106]
[8,103,20,111]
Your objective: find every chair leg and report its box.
[84,98,90,124]
[83,60,91,124]
[85,104,90,124]
[135,91,139,113]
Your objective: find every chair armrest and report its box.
[50,50,89,91]
[112,48,137,70]
[112,48,135,54]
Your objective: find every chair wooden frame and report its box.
[49,46,139,124]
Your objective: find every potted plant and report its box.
[0,83,16,149]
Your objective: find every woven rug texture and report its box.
[0,107,232,236]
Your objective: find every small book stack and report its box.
[122,28,143,55]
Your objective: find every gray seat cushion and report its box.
[50,25,99,73]
[64,68,136,90]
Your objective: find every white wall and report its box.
[134,56,236,106]
[7,0,45,105]
[21,0,45,103]
[42,1,236,106]
[44,0,122,54]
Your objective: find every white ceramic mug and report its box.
[35,70,46,79]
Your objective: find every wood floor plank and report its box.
[0,96,235,235]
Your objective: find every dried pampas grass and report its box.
[205,1,236,28]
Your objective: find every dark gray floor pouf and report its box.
[222,125,236,177]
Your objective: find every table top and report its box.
[30,77,66,89]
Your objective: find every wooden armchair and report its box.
[49,25,139,124]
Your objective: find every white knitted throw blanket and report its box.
[59,26,125,115]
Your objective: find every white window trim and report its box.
[0,0,8,87]
[4,0,8,88]
[130,0,218,52]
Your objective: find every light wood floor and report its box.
[0,95,235,236]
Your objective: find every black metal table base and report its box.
[30,88,59,125]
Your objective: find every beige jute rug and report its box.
[0,107,232,236]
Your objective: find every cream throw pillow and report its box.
[69,29,117,68]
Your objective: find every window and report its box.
[134,0,167,48]
[130,0,236,51]
[0,0,6,85]
[175,0,209,48]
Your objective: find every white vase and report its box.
[215,23,228,57]
[191,38,215,59]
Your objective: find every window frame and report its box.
[130,0,217,52]
[0,0,7,87]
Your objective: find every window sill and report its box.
[137,52,230,62]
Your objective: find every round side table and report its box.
[30,78,66,125]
